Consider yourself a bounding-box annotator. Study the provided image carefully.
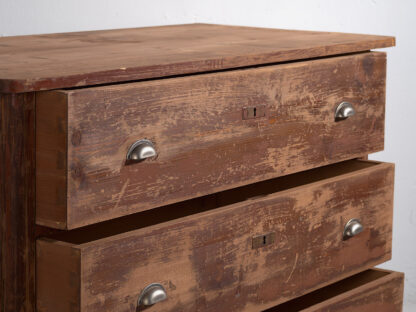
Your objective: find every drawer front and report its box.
[36,161,394,312]
[36,51,386,229]
[266,269,404,312]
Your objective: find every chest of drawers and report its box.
[0,24,402,312]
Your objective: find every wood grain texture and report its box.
[36,91,68,228]
[36,160,395,312]
[266,269,404,312]
[302,271,404,312]
[36,52,387,229]
[0,93,36,312]
[36,241,80,312]
[0,24,395,93]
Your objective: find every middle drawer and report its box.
[36,52,386,229]
[36,160,394,312]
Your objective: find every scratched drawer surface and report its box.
[36,51,386,229]
[265,269,404,312]
[36,160,394,312]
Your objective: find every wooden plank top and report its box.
[0,23,395,93]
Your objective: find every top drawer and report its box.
[36,52,386,229]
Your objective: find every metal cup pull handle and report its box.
[335,102,356,121]
[343,218,364,240]
[138,283,167,306]
[127,139,157,162]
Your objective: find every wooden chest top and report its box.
[0,23,394,93]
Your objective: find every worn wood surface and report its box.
[35,241,80,312]
[0,24,395,93]
[266,269,404,312]
[36,91,68,229]
[303,270,404,312]
[36,160,394,312]
[36,52,387,229]
[0,93,36,312]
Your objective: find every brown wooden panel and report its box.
[36,240,81,312]
[0,93,36,312]
[36,91,68,229]
[36,52,387,229]
[304,270,404,312]
[36,160,394,312]
[0,24,395,93]
[265,269,404,312]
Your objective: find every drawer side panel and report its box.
[36,91,68,228]
[36,240,81,312]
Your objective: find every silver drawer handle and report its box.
[343,218,363,240]
[335,102,356,120]
[127,139,157,162]
[138,283,167,306]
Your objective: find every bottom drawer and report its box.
[265,269,404,312]
[36,160,394,312]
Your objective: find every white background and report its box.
[1,0,414,310]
